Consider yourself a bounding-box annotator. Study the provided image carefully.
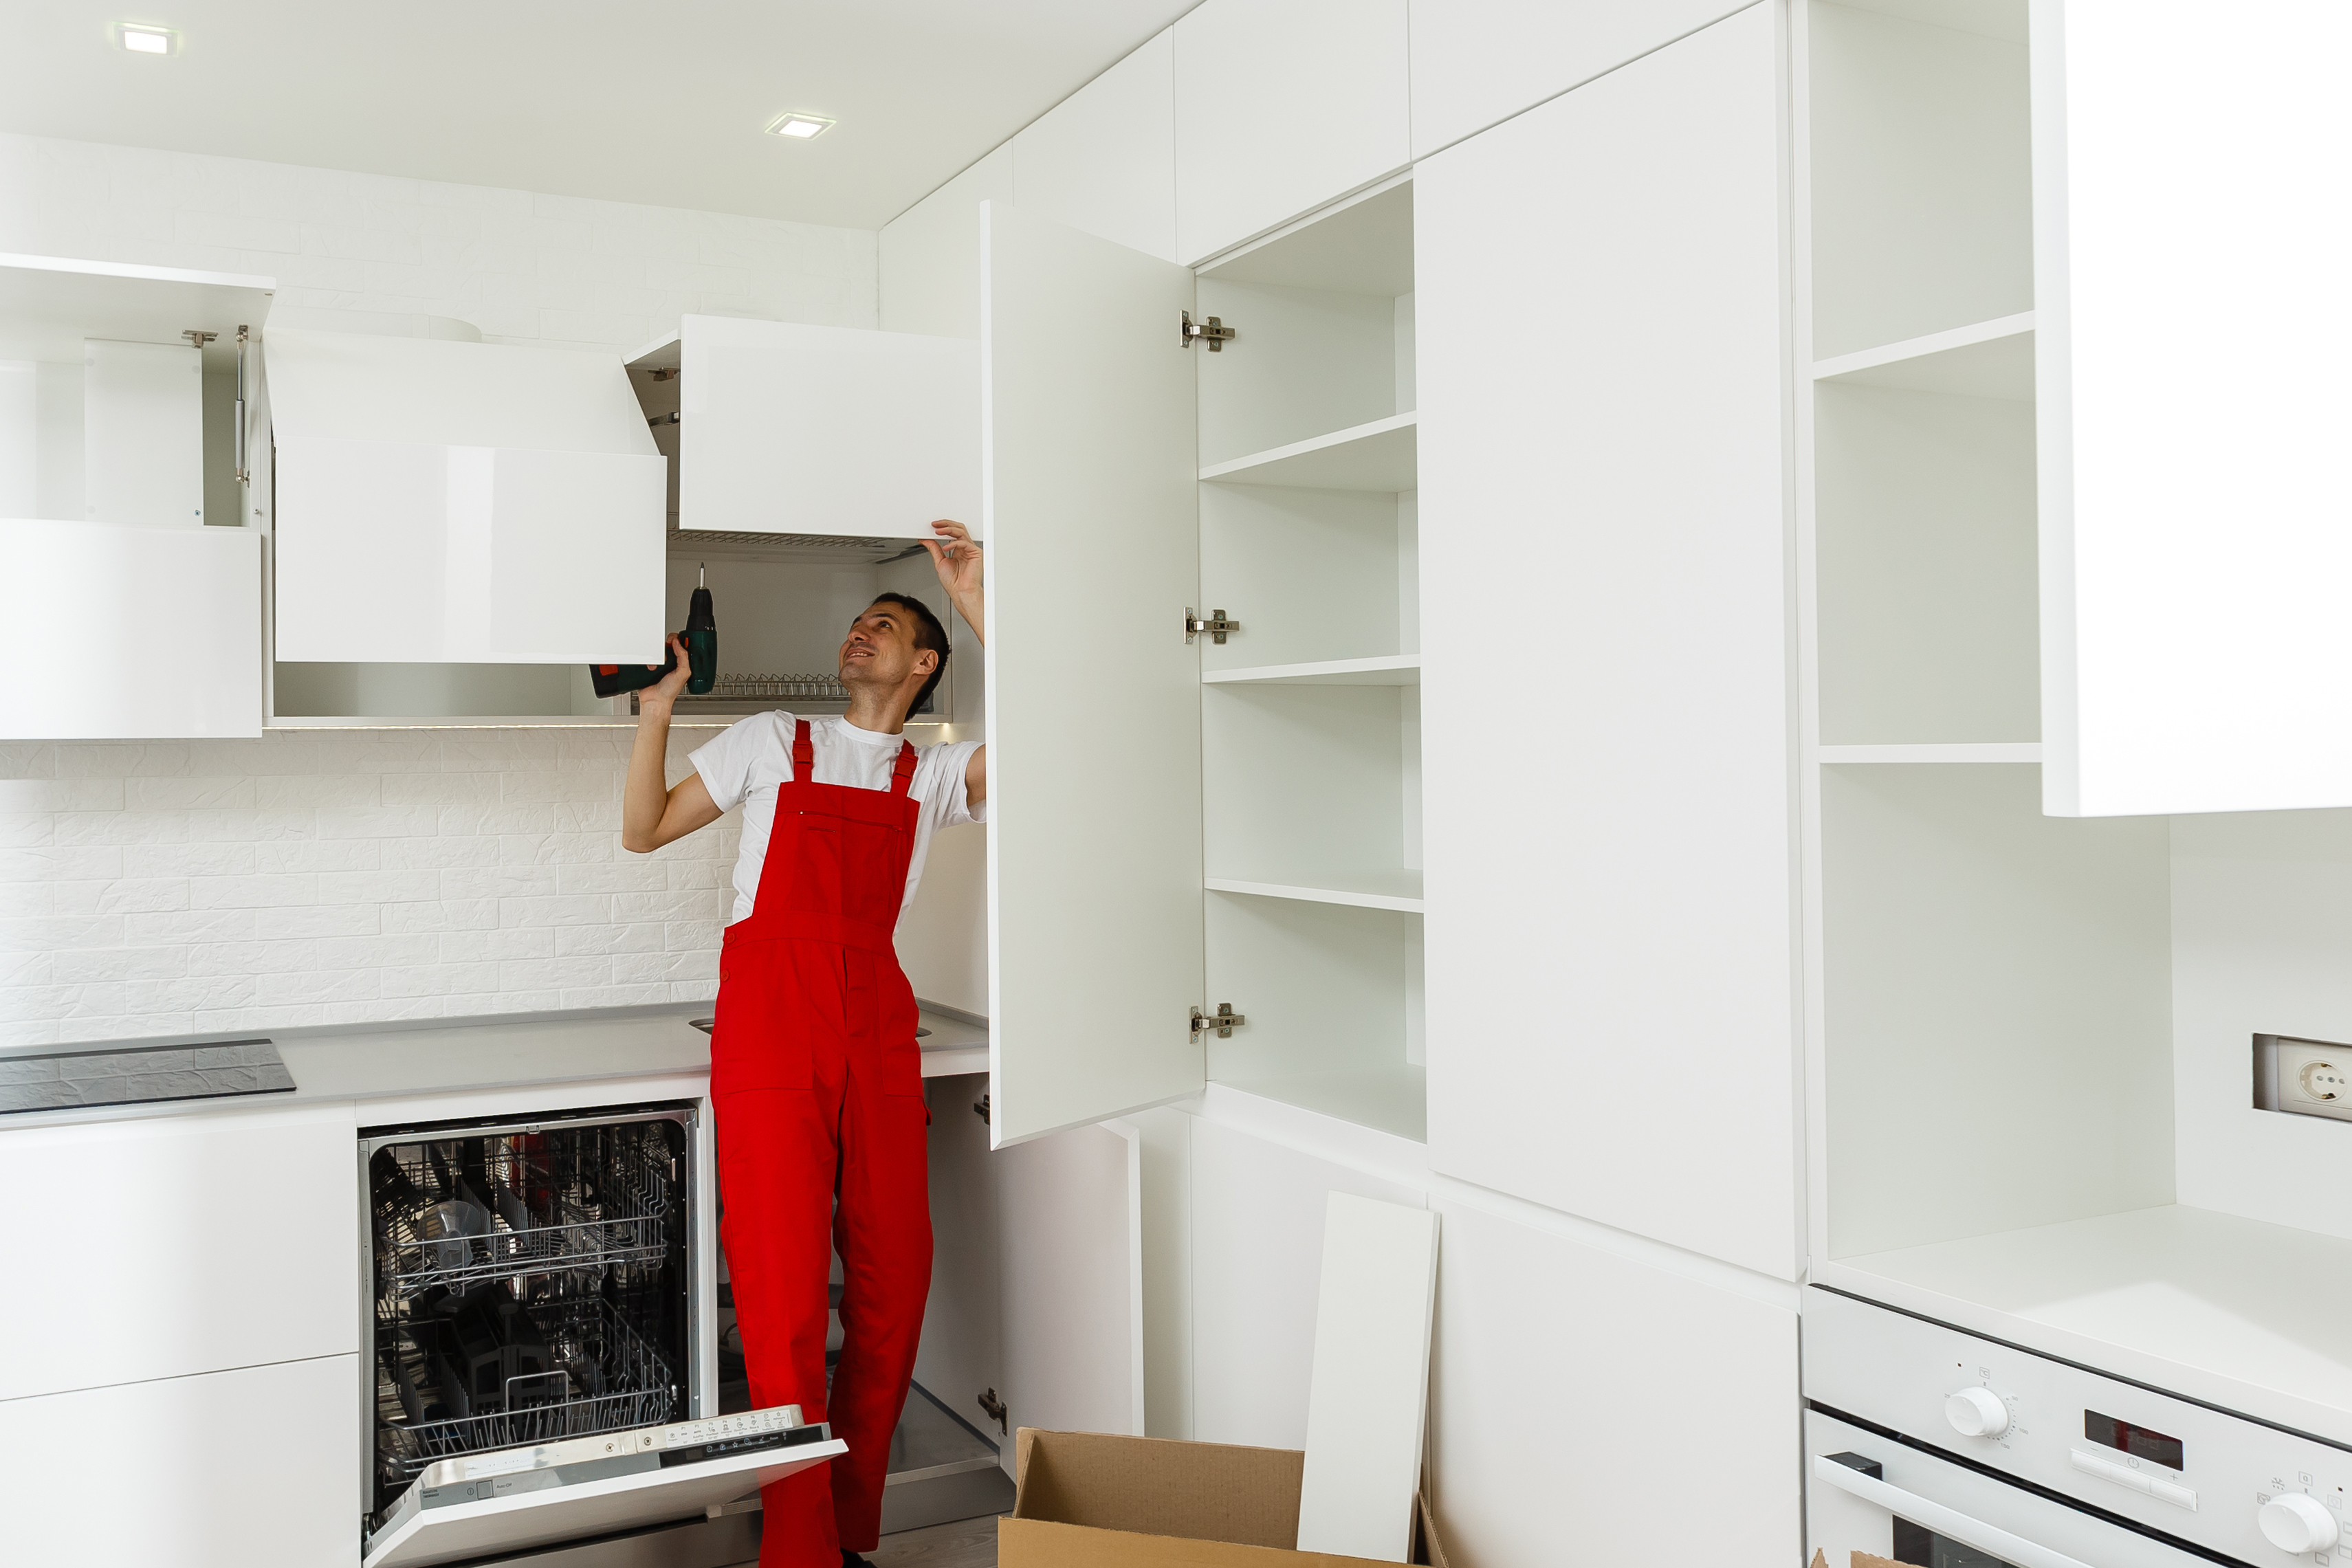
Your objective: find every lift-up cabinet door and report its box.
[633,315,980,540]
[267,330,666,665]
[2035,3,2352,815]
[982,201,1207,1145]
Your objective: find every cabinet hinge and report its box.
[1191,1004,1246,1039]
[1181,311,1237,352]
[1185,608,1241,645]
[978,1387,1008,1435]
[973,1092,990,1125]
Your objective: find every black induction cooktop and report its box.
[0,1038,296,1114]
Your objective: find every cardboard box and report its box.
[999,1428,1452,1568]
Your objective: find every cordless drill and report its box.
[589,564,718,698]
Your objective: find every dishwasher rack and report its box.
[371,1121,672,1300]
[373,1292,676,1488]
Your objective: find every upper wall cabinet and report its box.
[881,148,1016,339]
[628,316,979,542]
[2031,0,2352,815]
[267,330,666,666]
[1172,0,1411,265]
[1407,0,1759,158]
[1418,6,1798,1279]
[0,254,273,740]
[1013,30,1179,262]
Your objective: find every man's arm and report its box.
[622,634,725,853]
[924,520,988,808]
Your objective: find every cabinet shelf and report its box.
[1817,743,2041,765]
[1211,1065,1427,1145]
[1812,312,2035,401]
[1206,872,1425,914]
[1199,412,1418,492]
[1202,654,1420,687]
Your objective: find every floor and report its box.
[868,1514,1004,1567]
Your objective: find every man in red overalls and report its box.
[621,521,986,1568]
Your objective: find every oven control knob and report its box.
[2260,1493,2339,1554]
[1944,1387,2010,1438]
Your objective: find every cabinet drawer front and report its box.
[0,1354,361,1568]
[0,1101,360,1400]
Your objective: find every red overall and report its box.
[712,720,932,1566]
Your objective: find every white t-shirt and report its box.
[690,713,985,926]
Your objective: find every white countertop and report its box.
[1818,1202,2352,1448]
[0,1001,990,1130]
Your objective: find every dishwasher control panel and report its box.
[1805,1286,2352,1565]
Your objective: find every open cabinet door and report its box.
[982,200,1205,1146]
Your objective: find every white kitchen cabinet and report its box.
[0,1101,360,1402]
[0,518,262,739]
[1418,5,1801,1279]
[881,146,1015,340]
[1407,0,1759,158]
[267,329,666,666]
[2028,0,2352,815]
[1172,0,1411,264]
[0,1354,361,1568]
[1425,1200,1801,1565]
[1011,29,1179,262]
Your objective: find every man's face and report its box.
[839,602,936,695]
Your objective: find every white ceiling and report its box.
[0,1,1198,231]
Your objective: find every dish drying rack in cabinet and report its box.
[371,1125,673,1301]
[373,1292,677,1492]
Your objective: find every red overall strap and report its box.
[792,718,815,783]
[890,742,916,797]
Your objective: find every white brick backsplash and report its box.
[0,131,876,1045]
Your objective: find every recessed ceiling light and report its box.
[116,21,175,54]
[765,113,835,140]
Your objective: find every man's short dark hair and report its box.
[869,592,949,714]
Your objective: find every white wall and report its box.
[0,134,879,1047]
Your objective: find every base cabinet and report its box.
[0,1354,362,1568]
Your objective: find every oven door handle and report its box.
[1811,1453,2096,1568]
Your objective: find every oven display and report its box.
[2083,1409,2185,1470]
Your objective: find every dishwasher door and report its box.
[361,1407,844,1568]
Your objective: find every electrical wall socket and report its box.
[2254,1034,2352,1123]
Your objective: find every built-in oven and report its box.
[1806,1285,2351,1568]
[357,1103,843,1568]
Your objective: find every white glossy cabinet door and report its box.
[267,329,666,664]
[0,519,261,738]
[980,201,1205,1145]
[1013,30,1179,263]
[0,1101,359,1401]
[1172,0,1411,264]
[0,1354,361,1568]
[995,1120,1143,1467]
[2033,1,2352,815]
[1407,0,1758,157]
[1426,1201,1800,1566]
[671,316,979,541]
[1417,7,1801,1279]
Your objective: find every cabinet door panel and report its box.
[0,518,261,738]
[0,1102,360,1401]
[679,316,980,541]
[1173,0,1411,264]
[0,1355,361,1568]
[982,201,1205,1145]
[1417,7,1800,1277]
[1427,1202,1799,1565]
[1012,29,1179,263]
[2034,1,2352,815]
[266,329,664,665]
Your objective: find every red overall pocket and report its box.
[710,940,814,1093]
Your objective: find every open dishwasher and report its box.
[358,1103,841,1568]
